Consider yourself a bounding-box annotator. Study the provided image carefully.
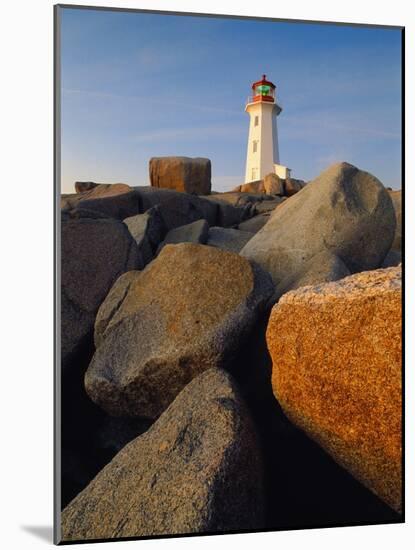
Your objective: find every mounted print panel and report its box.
[54,4,404,545]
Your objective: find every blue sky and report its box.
[60,7,402,193]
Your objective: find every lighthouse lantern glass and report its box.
[254,84,274,98]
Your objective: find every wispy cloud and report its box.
[322,123,400,140]
[62,87,240,116]
[132,124,244,143]
[282,110,401,142]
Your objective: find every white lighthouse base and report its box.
[274,164,291,180]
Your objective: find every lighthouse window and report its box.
[254,116,259,126]
[253,140,258,153]
[256,84,271,96]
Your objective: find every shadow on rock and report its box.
[60,337,151,509]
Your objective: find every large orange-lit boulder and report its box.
[266,266,402,512]
[232,180,265,194]
[264,173,284,195]
[284,177,304,196]
[150,156,211,195]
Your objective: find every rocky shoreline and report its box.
[60,157,402,542]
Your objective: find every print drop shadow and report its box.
[20,525,53,543]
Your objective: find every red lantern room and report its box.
[251,74,276,103]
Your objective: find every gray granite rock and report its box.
[207,227,255,253]
[241,162,396,285]
[85,243,274,418]
[61,218,140,371]
[93,271,141,349]
[62,368,265,541]
[203,192,269,207]
[238,213,271,234]
[275,250,351,299]
[157,193,218,230]
[253,197,284,215]
[382,249,402,268]
[388,190,402,252]
[124,207,166,265]
[62,184,141,220]
[157,219,209,254]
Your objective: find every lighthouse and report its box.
[244,75,290,183]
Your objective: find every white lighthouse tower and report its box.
[244,75,290,183]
